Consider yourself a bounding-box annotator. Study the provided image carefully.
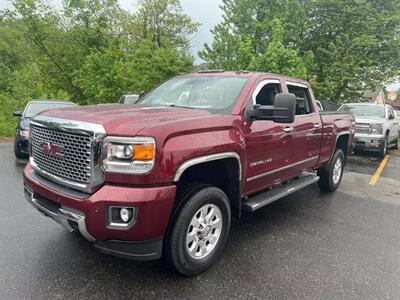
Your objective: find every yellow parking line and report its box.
[369,155,390,186]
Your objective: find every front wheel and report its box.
[379,134,388,158]
[165,185,231,276]
[14,138,26,159]
[317,149,345,192]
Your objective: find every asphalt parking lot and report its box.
[1,142,400,299]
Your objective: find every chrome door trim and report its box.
[286,81,308,89]
[246,156,319,182]
[174,152,242,182]
[252,79,281,105]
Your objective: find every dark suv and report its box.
[13,100,76,158]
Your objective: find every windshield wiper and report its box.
[167,104,195,110]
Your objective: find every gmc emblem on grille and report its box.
[40,141,64,159]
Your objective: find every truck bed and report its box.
[318,112,355,166]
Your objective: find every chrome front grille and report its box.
[31,124,93,184]
[355,122,370,134]
[355,127,370,134]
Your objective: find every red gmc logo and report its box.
[40,141,64,159]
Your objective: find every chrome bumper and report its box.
[353,135,384,151]
[24,186,95,242]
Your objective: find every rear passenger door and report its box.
[285,82,322,173]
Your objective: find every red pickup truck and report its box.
[23,71,355,275]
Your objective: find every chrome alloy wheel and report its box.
[186,204,223,260]
[332,157,342,185]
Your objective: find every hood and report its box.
[355,116,384,124]
[37,104,214,136]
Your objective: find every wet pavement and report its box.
[1,143,400,299]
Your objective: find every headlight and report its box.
[103,137,155,174]
[19,130,29,137]
[370,123,383,135]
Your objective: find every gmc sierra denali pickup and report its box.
[23,71,355,276]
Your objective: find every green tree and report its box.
[0,0,199,135]
[250,19,308,78]
[201,0,400,103]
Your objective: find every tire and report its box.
[394,132,399,150]
[317,149,345,192]
[165,184,231,276]
[14,138,26,159]
[379,134,389,158]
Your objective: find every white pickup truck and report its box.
[338,103,400,156]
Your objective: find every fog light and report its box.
[120,208,130,222]
[108,206,135,228]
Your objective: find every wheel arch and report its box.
[173,152,242,220]
[328,131,350,164]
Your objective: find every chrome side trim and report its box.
[295,112,316,118]
[24,186,95,242]
[173,152,242,182]
[246,156,319,182]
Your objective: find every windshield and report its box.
[138,76,248,114]
[338,105,385,118]
[24,102,76,118]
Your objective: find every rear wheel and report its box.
[318,149,345,192]
[165,184,231,276]
[394,132,399,150]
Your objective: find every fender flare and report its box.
[173,152,242,182]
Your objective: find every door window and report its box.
[287,85,313,115]
[254,82,281,106]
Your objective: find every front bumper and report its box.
[23,164,176,260]
[353,134,385,151]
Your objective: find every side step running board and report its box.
[242,173,320,212]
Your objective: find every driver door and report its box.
[242,79,295,195]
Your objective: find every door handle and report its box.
[283,127,294,133]
[314,123,321,128]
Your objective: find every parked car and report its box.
[23,71,355,275]
[119,94,139,104]
[12,100,76,158]
[338,103,400,156]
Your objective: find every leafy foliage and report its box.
[0,0,198,136]
[200,0,400,103]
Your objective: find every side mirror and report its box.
[247,93,296,123]
[13,111,22,117]
[138,91,146,100]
